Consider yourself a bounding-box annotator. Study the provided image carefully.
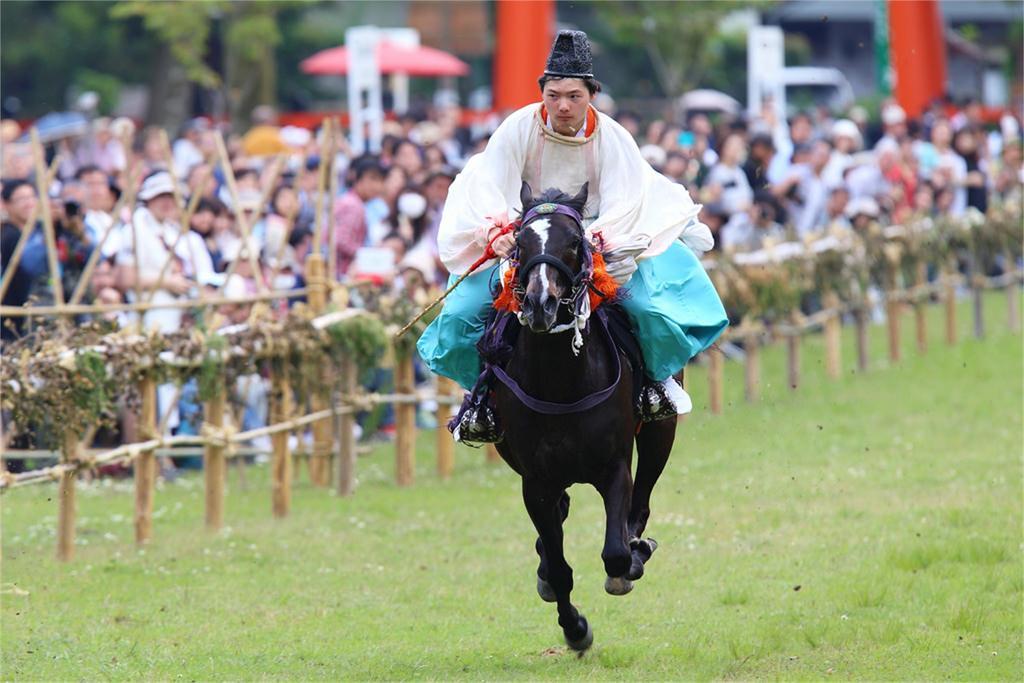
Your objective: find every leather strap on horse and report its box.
[488,309,622,415]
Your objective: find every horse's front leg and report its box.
[600,459,634,595]
[535,491,570,603]
[522,477,592,652]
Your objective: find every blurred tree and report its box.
[595,1,772,100]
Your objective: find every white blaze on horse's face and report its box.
[529,218,552,308]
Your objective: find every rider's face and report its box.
[542,79,592,137]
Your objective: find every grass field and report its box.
[2,294,1022,680]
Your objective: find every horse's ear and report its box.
[520,181,534,211]
[569,182,589,212]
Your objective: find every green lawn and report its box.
[2,294,1022,680]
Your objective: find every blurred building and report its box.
[764,0,1019,107]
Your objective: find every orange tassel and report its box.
[492,252,620,313]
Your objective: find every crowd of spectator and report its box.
[2,94,1021,469]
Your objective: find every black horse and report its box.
[491,182,676,651]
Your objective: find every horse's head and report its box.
[515,181,590,333]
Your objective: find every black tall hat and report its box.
[543,30,594,79]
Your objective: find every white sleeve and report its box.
[589,116,713,257]
[436,107,531,274]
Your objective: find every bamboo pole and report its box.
[854,306,869,372]
[945,270,957,345]
[326,118,341,281]
[436,377,456,479]
[886,297,902,363]
[0,287,309,317]
[212,131,269,293]
[134,376,157,544]
[1006,258,1019,333]
[823,292,842,380]
[336,356,357,496]
[708,348,724,414]
[29,128,65,307]
[204,386,226,531]
[743,329,760,403]
[971,253,985,340]
[305,252,332,487]
[311,118,333,256]
[270,362,292,517]
[394,352,416,486]
[0,156,59,301]
[786,325,801,391]
[56,429,79,562]
[913,263,927,354]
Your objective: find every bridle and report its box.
[511,202,593,317]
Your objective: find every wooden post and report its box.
[823,292,842,380]
[744,330,760,403]
[336,357,357,496]
[306,253,332,487]
[485,444,501,464]
[708,348,723,414]
[886,296,902,363]
[853,306,869,371]
[56,429,79,562]
[944,271,957,345]
[203,387,226,531]
[970,251,985,339]
[786,329,801,391]
[394,352,416,487]
[1006,258,1019,333]
[436,377,456,479]
[134,377,157,545]
[270,362,293,517]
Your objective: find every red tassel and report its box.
[492,267,520,312]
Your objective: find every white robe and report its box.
[437,103,713,275]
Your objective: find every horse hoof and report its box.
[627,555,645,581]
[564,617,593,652]
[604,575,634,596]
[537,577,557,603]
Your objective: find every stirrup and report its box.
[449,396,502,446]
[638,380,678,422]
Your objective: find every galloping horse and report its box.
[490,182,676,651]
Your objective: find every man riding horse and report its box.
[418,30,728,443]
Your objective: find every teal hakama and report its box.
[417,240,728,390]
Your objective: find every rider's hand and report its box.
[491,232,516,258]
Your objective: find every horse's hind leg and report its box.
[600,460,634,596]
[523,478,592,652]
[628,416,676,580]
[535,491,569,603]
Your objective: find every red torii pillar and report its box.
[494,0,555,113]
[888,0,947,119]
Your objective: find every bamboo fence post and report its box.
[270,361,293,517]
[134,376,157,545]
[394,352,416,487]
[971,253,984,340]
[336,356,357,496]
[854,305,869,371]
[326,118,342,281]
[786,317,801,391]
[823,291,842,380]
[708,347,724,414]
[944,267,958,345]
[886,293,902,363]
[436,377,456,479]
[311,119,333,256]
[914,263,928,354]
[306,252,332,487]
[203,385,226,531]
[485,444,501,464]
[212,131,269,293]
[1005,256,1019,333]
[743,325,760,403]
[29,128,65,307]
[56,429,79,561]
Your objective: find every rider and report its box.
[417,30,728,443]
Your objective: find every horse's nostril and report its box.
[542,296,558,316]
